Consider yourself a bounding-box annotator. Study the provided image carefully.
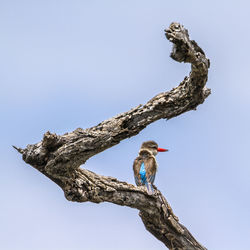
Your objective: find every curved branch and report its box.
[62,168,206,249]
[14,23,210,249]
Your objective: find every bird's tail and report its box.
[145,181,154,195]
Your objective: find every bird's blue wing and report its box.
[139,162,147,184]
[134,160,155,194]
[144,158,156,195]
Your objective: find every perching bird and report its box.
[133,141,168,194]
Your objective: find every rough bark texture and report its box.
[14,23,210,249]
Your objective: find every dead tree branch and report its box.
[14,22,210,249]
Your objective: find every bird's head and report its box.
[139,140,168,156]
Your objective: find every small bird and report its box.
[133,141,168,194]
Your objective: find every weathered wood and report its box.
[14,22,209,249]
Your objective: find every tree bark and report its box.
[14,22,210,250]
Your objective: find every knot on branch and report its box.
[42,131,62,151]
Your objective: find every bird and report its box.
[133,140,168,195]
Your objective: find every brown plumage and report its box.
[133,141,167,194]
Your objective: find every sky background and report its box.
[1,1,250,249]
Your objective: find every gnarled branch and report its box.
[14,23,209,249]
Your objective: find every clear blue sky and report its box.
[1,1,250,249]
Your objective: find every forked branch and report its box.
[14,23,209,249]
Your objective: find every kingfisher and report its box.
[133,140,168,195]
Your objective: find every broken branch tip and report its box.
[12,145,24,154]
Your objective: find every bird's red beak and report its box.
[157,148,168,152]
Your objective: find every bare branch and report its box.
[14,22,209,249]
[61,168,207,249]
